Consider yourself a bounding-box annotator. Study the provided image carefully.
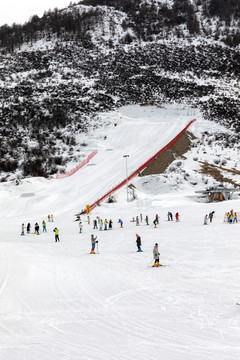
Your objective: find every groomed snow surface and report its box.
[0,105,240,360]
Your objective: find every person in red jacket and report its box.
[175,212,180,222]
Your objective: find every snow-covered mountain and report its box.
[0,0,239,181]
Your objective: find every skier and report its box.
[169,212,173,221]
[153,243,161,267]
[99,219,103,231]
[209,211,215,223]
[140,214,143,223]
[156,214,159,224]
[203,215,208,225]
[136,234,142,252]
[35,223,40,235]
[79,221,83,233]
[153,218,157,228]
[118,219,123,228]
[167,212,170,221]
[87,215,90,225]
[90,234,97,254]
[51,214,54,222]
[104,219,108,230]
[136,216,140,226]
[109,219,113,229]
[42,220,47,232]
[21,223,25,236]
[145,215,149,226]
[97,216,100,225]
[27,223,31,234]
[233,212,238,223]
[175,212,180,222]
[226,212,230,223]
[93,219,98,229]
[53,227,59,242]
[48,214,51,222]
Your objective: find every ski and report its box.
[151,264,167,268]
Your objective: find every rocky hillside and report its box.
[0,0,239,181]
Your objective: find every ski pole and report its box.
[147,259,154,267]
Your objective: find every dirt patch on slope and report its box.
[197,161,240,187]
[140,131,194,176]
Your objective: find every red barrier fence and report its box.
[88,119,195,212]
[56,150,98,179]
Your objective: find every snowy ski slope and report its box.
[0,105,194,220]
[1,105,239,360]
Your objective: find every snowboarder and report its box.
[53,227,59,242]
[175,212,180,222]
[136,234,142,252]
[27,223,31,234]
[136,216,140,226]
[21,223,25,236]
[109,219,113,229]
[93,219,98,229]
[79,221,83,233]
[90,234,97,254]
[119,219,123,228]
[42,220,47,232]
[51,214,54,222]
[204,215,208,225]
[153,243,161,267]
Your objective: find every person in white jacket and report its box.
[79,221,83,233]
[153,243,161,267]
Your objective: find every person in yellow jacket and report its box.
[104,219,108,230]
[53,228,59,242]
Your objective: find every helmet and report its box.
[155,243,158,245]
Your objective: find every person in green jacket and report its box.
[53,228,59,242]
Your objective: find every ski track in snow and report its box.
[0,106,240,359]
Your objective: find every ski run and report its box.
[0,105,240,360]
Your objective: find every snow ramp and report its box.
[89,118,195,212]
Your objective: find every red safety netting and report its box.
[56,150,98,179]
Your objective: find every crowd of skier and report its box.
[20,208,239,267]
[75,211,181,267]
